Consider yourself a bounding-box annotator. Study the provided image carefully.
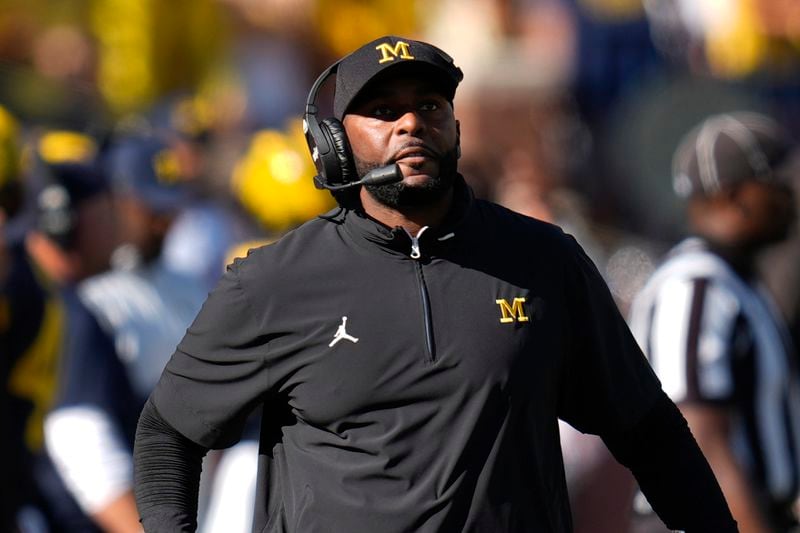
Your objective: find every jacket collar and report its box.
[336,174,475,259]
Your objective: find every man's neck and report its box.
[698,236,758,279]
[359,187,455,235]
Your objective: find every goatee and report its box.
[357,148,459,209]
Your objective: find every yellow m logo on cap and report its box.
[376,41,415,64]
[496,297,529,324]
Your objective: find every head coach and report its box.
[133,36,737,532]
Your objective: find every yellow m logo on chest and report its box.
[376,41,415,64]
[495,297,529,323]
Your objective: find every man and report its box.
[44,132,207,533]
[629,112,799,532]
[3,130,117,533]
[134,36,736,532]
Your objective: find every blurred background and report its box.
[2,0,799,309]
[2,0,800,532]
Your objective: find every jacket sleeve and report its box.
[603,391,738,532]
[150,256,272,449]
[133,399,208,533]
[557,235,737,531]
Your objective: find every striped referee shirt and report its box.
[629,237,800,507]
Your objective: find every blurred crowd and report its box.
[2,0,800,532]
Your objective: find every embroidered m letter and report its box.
[375,41,415,64]
[495,297,529,324]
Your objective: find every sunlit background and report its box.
[3,0,800,307]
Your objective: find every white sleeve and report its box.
[643,277,739,403]
[44,406,132,514]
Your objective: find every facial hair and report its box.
[357,148,459,210]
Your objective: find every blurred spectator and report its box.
[2,126,116,532]
[141,95,258,292]
[43,132,207,533]
[629,111,800,532]
[230,119,336,236]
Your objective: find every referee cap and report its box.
[672,112,795,198]
[333,35,463,120]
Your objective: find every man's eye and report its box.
[420,102,439,112]
[372,106,393,117]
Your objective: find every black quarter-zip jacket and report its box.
[150,178,665,532]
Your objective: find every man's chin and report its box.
[399,172,437,187]
[366,173,454,209]
[358,149,459,209]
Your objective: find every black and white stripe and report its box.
[629,238,800,504]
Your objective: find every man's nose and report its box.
[395,110,424,136]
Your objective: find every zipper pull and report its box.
[405,226,429,259]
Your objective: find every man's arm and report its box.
[44,293,148,532]
[682,404,770,533]
[133,399,208,533]
[44,406,142,533]
[603,391,738,532]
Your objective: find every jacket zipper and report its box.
[414,261,435,362]
[406,227,435,362]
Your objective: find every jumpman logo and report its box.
[329,316,359,347]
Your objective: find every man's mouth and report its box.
[393,146,437,166]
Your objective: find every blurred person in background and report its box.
[2,126,117,533]
[629,111,799,532]
[43,131,207,533]
[147,94,258,293]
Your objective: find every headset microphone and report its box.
[313,163,403,191]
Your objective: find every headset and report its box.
[303,60,354,191]
[303,62,402,194]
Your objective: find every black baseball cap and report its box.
[672,111,795,198]
[106,133,192,213]
[45,163,109,204]
[333,35,464,120]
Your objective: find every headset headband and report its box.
[303,60,341,184]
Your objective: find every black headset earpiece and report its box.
[320,118,356,186]
[303,62,357,190]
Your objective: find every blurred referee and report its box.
[630,112,800,532]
